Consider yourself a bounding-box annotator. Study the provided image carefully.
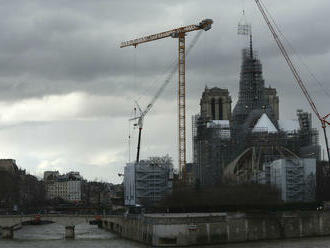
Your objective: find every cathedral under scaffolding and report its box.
[193,37,320,187]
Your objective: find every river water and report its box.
[1,223,330,247]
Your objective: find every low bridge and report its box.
[0,214,114,239]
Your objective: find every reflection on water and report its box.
[0,223,148,248]
[1,223,330,248]
[15,223,115,240]
[211,237,330,248]
[0,240,148,248]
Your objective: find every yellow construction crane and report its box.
[121,19,213,180]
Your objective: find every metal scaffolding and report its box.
[192,44,320,187]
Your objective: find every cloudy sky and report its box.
[0,0,329,183]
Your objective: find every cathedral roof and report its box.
[202,87,229,97]
[252,113,278,133]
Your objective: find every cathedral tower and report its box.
[232,36,275,128]
[200,87,232,121]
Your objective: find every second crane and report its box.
[121,19,213,180]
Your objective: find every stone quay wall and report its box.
[102,211,330,247]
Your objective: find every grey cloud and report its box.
[0,0,327,181]
[0,0,327,101]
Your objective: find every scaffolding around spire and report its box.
[238,10,251,36]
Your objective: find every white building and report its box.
[124,156,174,206]
[267,158,316,202]
[124,163,136,206]
[67,180,82,201]
[45,171,82,202]
[206,120,231,140]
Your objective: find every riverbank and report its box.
[2,221,330,247]
[100,211,330,247]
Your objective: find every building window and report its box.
[211,98,216,120]
[218,98,223,120]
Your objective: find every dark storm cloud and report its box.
[0,0,186,100]
[0,0,328,102]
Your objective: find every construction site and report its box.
[121,0,330,206]
[193,38,321,188]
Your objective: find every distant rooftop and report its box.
[278,120,300,133]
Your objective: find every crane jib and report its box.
[120,25,199,48]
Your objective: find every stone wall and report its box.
[102,211,330,247]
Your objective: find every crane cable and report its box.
[260,1,330,100]
[256,0,320,120]
[258,0,330,127]
[261,1,330,99]
[139,30,204,116]
[255,0,330,169]
[129,30,205,160]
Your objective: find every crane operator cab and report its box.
[198,19,213,31]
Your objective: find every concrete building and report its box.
[124,156,173,206]
[267,158,316,202]
[44,171,82,202]
[0,159,19,174]
[44,171,59,181]
[185,163,195,186]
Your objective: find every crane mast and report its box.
[178,33,186,180]
[254,0,330,168]
[121,19,213,180]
